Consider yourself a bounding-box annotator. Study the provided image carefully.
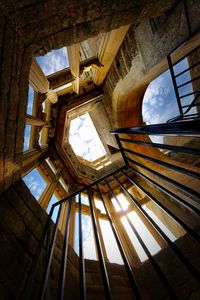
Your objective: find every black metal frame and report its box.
[21,30,200,300]
[167,30,200,122]
[22,137,200,299]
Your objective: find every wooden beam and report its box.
[22,145,49,177]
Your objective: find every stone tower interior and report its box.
[0,1,200,299]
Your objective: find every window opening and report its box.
[26,85,34,115]
[121,216,148,262]
[142,58,195,143]
[23,168,47,200]
[75,194,89,206]
[46,194,60,223]
[23,124,32,151]
[94,199,106,214]
[111,193,130,212]
[128,211,161,256]
[99,219,123,264]
[143,205,176,242]
[69,112,106,162]
[74,212,97,260]
[36,47,69,76]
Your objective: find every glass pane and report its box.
[69,112,106,162]
[111,193,129,212]
[74,212,97,260]
[128,211,161,256]
[46,194,60,223]
[99,219,123,264]
[27,85,34,115]
[121,216,147,262]
[23,168,47,200]
[75,194,89,206]
[36,47,69,76]
[82,214,96,260]
[23,124,31,151]
[143,205,176,242]
[95,199,106,214]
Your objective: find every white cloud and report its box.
[69,113,106,162]
[36,47,68,76]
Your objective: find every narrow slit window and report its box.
[26,85,34,115]
[46,194,60,223]
[23,124,32,151]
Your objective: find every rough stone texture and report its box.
[103,0,200,126]
[0,0,179,193]
[0,180,199,299]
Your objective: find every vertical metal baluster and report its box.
[96,183,142,300]
[114,173,200,281]
[115,134,128,166]
[121,170,200,241]
[78,193,86,300]
[40,203,62,299]
[58,198,72,300]
[87,188,112,300]
[127,165,200,215]
[107,178,177,299]
[21,205,57,300]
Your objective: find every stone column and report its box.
[122,189,167,249]
[22,145,49,177]
[146,201,186,239]
[29,58,49,93]
[67,43,80,94]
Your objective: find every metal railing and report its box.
[22,118,200,300]
[167,31,200,122]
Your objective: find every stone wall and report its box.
[0,0,178,193]
[0,180,79,299]
[0,180,199,299]
[103,0,200,127]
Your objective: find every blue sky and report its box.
[69,113,106,162]
[23,168,47,200]
[27,85,34,115]
[142,58,194,143]
[36,47,69,76]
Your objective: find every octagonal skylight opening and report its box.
[69,113,106,162]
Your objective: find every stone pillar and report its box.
[67,43,80,94]
[146,201,186,239]
[22,145,49,177]
[122,189,167,249]
[29,58,49,93]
